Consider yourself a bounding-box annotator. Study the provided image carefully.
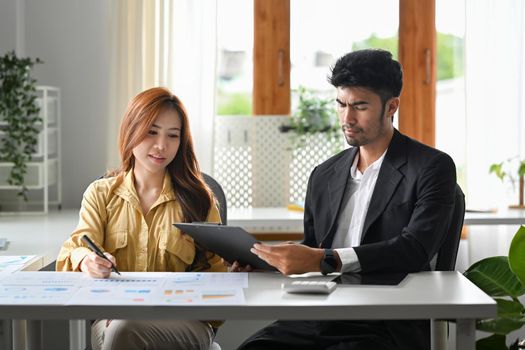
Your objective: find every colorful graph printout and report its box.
[0,271,83,305]
[164,272,248,288]
[159,287,245,304]
[67,285,159,305]
[0,285,80,305]
[0,271,84,286]
[0,272,248,306]
[0,255,37,276]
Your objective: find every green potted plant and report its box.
[279,86,342,153]
[0,51,42,200]
[489,157,525,209]
[464,225,525,349]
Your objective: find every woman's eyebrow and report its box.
[151,123,180,131]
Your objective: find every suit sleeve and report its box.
[354,152,457,273]
[302,166,318,247]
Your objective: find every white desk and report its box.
[463,210,525,225]
[0,256,45,350]
[0,256,44,274]
[0,212,75,267]
[228,207,525,234]
[0,212,77,350]
[0,271,496,350]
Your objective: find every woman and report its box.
[56,87,224,350]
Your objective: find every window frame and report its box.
[253,0,436,146]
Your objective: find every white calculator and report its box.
[282,280,337,294]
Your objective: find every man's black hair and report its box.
[328,49,403,104]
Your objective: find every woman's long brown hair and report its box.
[115,87,213,223]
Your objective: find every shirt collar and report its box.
[350,148,388,179]
[116,169,176,208]
[157,171,176,202]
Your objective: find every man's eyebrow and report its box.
[151,123,180,131]
[335,99,368,106]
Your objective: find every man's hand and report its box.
[79,252,116,278]
[250,241,325,275]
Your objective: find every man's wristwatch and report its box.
[320,249,338,275]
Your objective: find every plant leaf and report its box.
[476,334,509,350]
[0,50,41,200]
[509,226,525,287]
[518,162,525,177]
[475,298,525,335]
[477,317,525,335]
[489,163,506,181]
[464,256,525,297]
[494,298,525,318]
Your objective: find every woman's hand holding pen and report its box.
[80,252,117,278]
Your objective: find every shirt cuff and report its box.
[70,247,91,272]
[334,248,362,273]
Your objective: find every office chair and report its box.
[430,184,465,350]
[202,172,227,225]
[431,184,465,271]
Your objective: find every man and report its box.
[237,49,457,350]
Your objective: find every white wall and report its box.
[0,0,111,208]
[0,1,18,56]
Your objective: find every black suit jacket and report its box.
[301,129,457,349]
[303,129,456,273]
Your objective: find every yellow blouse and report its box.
[56,170,225,274]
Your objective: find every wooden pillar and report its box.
[398,0,436,146]
[253,0,290,115]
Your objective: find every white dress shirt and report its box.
[332,149,387,273]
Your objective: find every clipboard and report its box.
[173,223,277,271]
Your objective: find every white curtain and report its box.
[464,0,525,208]
[169,1,218,174]
[107,0,218,173]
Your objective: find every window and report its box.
[290,0,399,96]
[216,0,253,116]
[435,0,466,190]
[290,0,399,127]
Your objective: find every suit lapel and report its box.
[320,147,358,247]
[361,130,407,242]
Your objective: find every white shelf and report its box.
[0,159,58,189]
[0,86,62,214]
[0,127,58,158]
[36,95,58,125]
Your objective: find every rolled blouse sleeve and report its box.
[56,182,107,272]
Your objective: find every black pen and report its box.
[81,235,121,275]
